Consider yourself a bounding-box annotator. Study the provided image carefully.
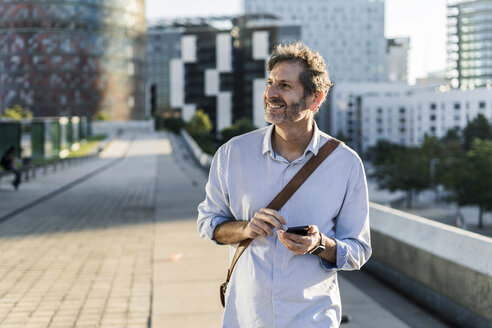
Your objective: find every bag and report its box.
[219,138,341,307]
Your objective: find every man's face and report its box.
[263,61,309,125]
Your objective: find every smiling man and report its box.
[198,42,371,327]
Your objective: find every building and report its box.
[411,86,492,144]
[446,0,492,89]
[148,15,300,132]
[331,83,414,153]
[331,83,492,153]
[244,0,387,83]
[147,23,182,115]
[0,0,146,120]
[387,38,409,83]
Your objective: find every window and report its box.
[430,114,436,121]
[479,101,486,109]
[399,107,406,113]
[454,103,460,109]
[430,103,437,110]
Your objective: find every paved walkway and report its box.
[0,132,447,327]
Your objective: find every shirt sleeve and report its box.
[319,155,372,271]
[197,145,235,244]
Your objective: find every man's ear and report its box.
[309,91,324,111]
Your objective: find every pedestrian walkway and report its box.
[0,131,448,327]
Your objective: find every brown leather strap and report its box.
[224,138,342,283]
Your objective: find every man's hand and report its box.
[243,208,287,239]
[213,208,286,245]
[277,225,320,255]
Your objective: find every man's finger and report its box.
[254,211,284,231]
[250,217,274,236]
[259,208,287,225]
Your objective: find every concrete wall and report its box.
[180,129,212,170]
[368,202,492,327]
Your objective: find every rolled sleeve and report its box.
[197,145,235,244]
[319,156,372,272]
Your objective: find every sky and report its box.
[146,0,448,84]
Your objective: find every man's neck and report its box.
[272,118,314,162]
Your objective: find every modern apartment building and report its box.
[331,83,492,153]
[0,0,146,120]
[244,0,387,83]
[446,0,492,88]
[148,15,300,131]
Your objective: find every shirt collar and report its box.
[261,121,322,158]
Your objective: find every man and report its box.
[197,42,371,327]
[1,146,21,190]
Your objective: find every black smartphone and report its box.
[286,225,310,236]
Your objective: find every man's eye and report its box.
[267,81,273,86]
[282,84,290,88]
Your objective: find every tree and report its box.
[221,118,256,143]
[186,109,215,154]
[444,138,492,228]
[2,104,32,120]
[370,141,430,208]
[463,114,492,150]
[441,126,462,145]
[186,109,213,135]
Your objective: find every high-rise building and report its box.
[0,1,146,120]
[244,0,387,83]
[446,0,492,89]
[148,15,300,131]
[387,38,409,83]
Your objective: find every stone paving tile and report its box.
[0,134,156,328]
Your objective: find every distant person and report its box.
[197,42,371,327]
[1,146,21,190]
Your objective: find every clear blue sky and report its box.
[147,0,447,84]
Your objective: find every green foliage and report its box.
[441,126,462,145]
[163,117,185,134]
[92,111,110,121]
[221,118,256,143]
[186,109,215,155]
[154,112,184,134]
[186,109,213,135]
[442,138,492,228]
[463,114,492,150]
[68,134,107,158]
[2,104,32,120]
[370,141,430,208]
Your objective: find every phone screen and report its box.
[286,225,310,235]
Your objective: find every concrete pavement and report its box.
[0,131,448,327]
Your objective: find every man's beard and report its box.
[264,96,307,124]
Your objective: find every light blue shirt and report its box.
[197,123,371,327]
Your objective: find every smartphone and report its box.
[286,225,310,236]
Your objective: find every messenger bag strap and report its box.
[224,138,342,283]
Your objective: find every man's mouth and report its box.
[267,102,285,109]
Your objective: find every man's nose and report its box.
[265,84,279,99]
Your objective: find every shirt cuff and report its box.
[319,238,348,271]
[208,216,233,245]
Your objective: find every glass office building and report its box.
[0,0,146,120]
[447,0,492,88]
